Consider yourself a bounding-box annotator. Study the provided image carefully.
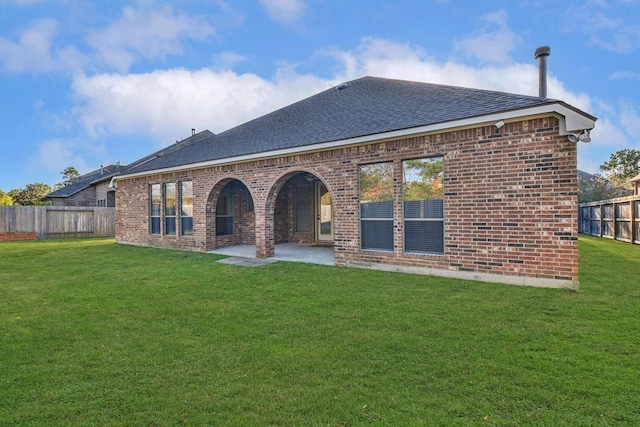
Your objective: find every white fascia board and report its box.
[113,102,596,182]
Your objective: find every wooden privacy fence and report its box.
[0,206,115,239]
[578,195,640,245]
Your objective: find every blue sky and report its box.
[1,0,639,191]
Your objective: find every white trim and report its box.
[112,102,596,182]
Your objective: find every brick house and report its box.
[112,76,596,289]
[46,165,125,207]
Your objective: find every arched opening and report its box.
[205,178,255,251]
[257,171,335,265]
[271,171,334,246]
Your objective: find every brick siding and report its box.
[115,116,578,284]
[0,232,38,241]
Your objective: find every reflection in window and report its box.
[216,184,233,236]
[403,157,444,254]
[359,163,394,251]
[150,184,161,235]
[165,183,176,235]
[181,181,193,236]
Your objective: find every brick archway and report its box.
[257,170,334,258]
[205,177,255,252]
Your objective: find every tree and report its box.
[55,166,81,189]
[599,149,640,189]
[0,189,14,206]
[11,183,52,205]
[578,173,631,203]
[359,163,394,202]
[62,166,80,181]
[403,158,444,201]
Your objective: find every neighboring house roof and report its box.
[578,170,597,181]
[117,76,597,180]
[630,173,640,183]
[46,165,125,198]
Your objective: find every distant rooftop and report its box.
[46,164,125,198]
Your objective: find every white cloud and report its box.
[578,115,631,174]
[619,99,640,135]
[29,138,95,178]
[0,19,86,75]
[211,51,247,70]
[324,37,591,111]
[71,68,332,144]
[68,34,599,140]
[566,5,640,53]
[589,116,629,148]
[590,24,640,53]
[0,4,220,75]
[452,9,522,64]
[68,36,599,149]
[610,70,640,80]
[260,0,306,26]
[577,95,640,174]
[87,5,215,73]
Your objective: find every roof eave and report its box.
[112,102,596,184]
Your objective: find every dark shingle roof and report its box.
[577,170,597,181]
[46,165,124,198]
[121,76,588,176]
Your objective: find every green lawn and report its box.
[1,236,638,426]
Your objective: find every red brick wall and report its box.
[0,232,38,241]
[115,116,578,284]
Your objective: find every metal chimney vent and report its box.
[534,46,551,98]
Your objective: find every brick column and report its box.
[255,206,275,258]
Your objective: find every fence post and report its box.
[599,204,603,237]
[632,200,637,244]
[613,202,618,240]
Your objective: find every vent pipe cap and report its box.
[534,45,551,59]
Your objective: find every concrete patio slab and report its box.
[210,243,334,266]
[217,256,278,267]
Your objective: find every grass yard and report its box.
[1,236,639,426]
